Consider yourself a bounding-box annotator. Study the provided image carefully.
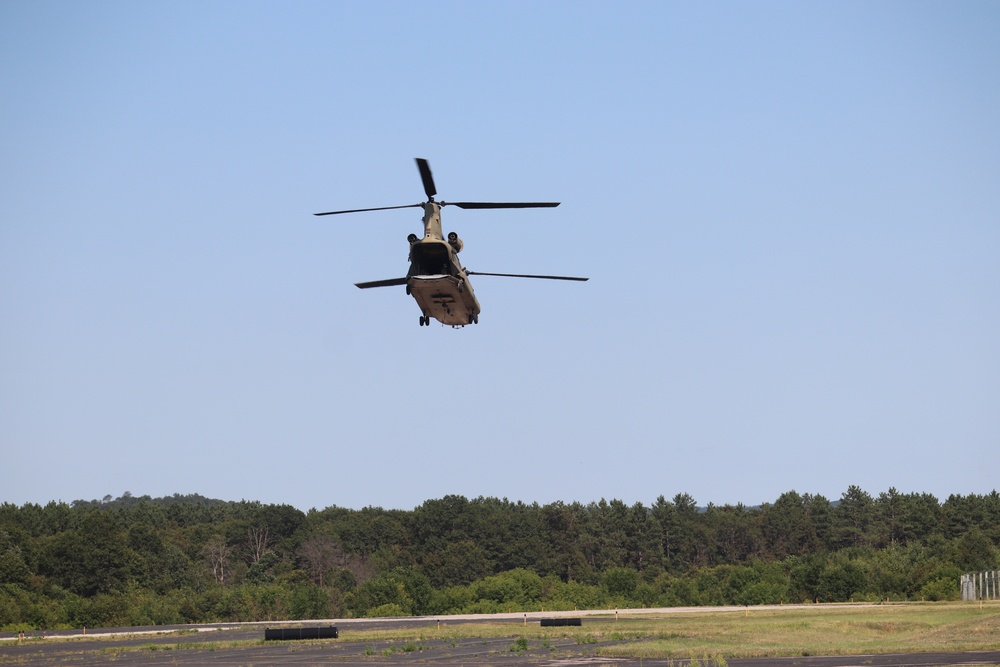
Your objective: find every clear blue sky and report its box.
[2,1,997,511]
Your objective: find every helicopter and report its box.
[314,158,587,327]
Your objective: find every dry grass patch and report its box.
[596,603,1000,659]
[340,603,1000,659]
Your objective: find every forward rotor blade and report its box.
[415,158,436,200]
[467,271,588,281]
[314,204,422,216]
[355,277,409,289]
[447,202,560,209]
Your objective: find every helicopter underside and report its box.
[408,274,480,327]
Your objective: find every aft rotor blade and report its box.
[355,277,409,289]
[467,271,588,281]
[447,202,560,209]
[314,204,422,216]
[415,158,437,200]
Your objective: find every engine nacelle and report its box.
[447,231,464,253]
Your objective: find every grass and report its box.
[95,638,266,655]
[592,603,1000,659]
[339,602,1000,659]
[6,602,998,662]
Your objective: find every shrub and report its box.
[601,568,639,597]
[473,569,542,606]
[367,603,407,617]
[920,577,958,601]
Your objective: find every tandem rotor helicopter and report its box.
[314,158,588,327]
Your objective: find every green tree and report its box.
[953,528,997,572]
[289,584,330,619]
[761,491,818,559]
[787,552,827,602]
[623,501,664,572]
[705,503,761,565]
[410,495,472,559]
[0,531,31,586]
[424,539,490,587]
[540,502,588,582]
[601,567,639,598]
[660,493,703,571]
[650,495,678,571]
[804,493,835,549]
[833,486,874,548]
[39,509,136,596]
[355,567,433,616]
[816,557,866,601]
[892,492,942,545]
[486,499,545,573]
[941,493,983,539]
[739,560,790,605]
[583,499,629,571]
[473,568,543,607]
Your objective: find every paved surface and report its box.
[2,609,999,667]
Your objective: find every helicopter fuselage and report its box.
[406,203,480,326]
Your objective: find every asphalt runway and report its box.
[2,609,998,667]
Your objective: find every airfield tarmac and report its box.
[2,607,998,667]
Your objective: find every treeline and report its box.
[1,487,998,630]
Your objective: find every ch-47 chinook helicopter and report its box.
[314,158,588,327]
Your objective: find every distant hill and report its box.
[70,491,230,509]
